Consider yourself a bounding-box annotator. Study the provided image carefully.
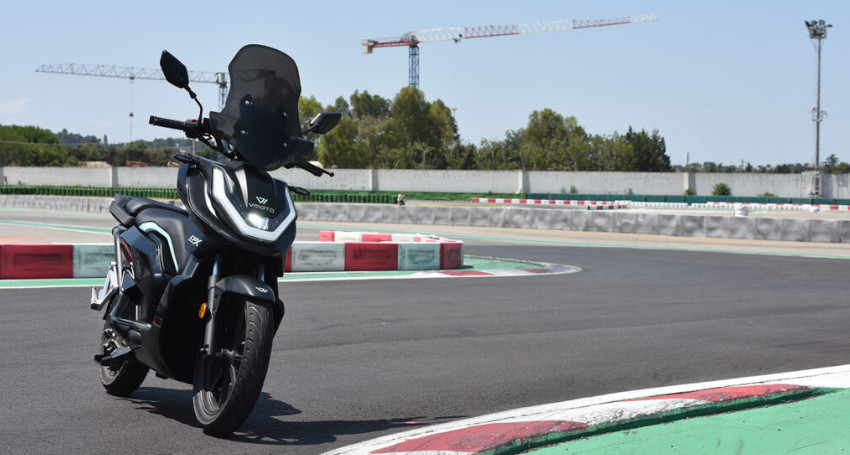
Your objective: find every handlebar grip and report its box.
[149,115,189,130]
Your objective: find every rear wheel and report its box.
[99,325,148,396]
[100,358,149,396]
[192,296,274,437]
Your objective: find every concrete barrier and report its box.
[1,195,848,244]
[0,244,73,279]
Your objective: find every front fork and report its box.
[202,255,221,357]
[201,254,266,358]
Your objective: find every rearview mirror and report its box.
[305,112,342,135]
[160,50,190,89]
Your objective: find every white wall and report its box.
[527,171,683,195]
[1,167,113,187]
[2,166,849,199]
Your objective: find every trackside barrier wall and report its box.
[5,167,850,198]
[1,231,464,279]
[318,230,464,270]
[73,244,114,278]
[287,243,346,272]
[1,196,848,244]
[0,244,73,279]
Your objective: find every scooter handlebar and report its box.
[149,115,202,137]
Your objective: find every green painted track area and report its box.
[523,388,850,455]
[0,256,541,289]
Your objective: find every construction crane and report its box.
[362,14,659,89]
[36,63,228,141]
[36,63,229,110]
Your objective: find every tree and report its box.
[476,129,524,170]
[350,90,390,120]
[522,109,562,170]
[832,162,850,174]
[590,133,634,171]
[316,116,371,168]
[520,109,592,171]
[330,96,351,118]
[824,154,839,173]
[624,127,671,172]
[298,96,324,125]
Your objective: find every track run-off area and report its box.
[1,206,849,454]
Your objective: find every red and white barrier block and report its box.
[471,197,628,210]
[0,243,113,279]
[0,232,464,279]
[285,231,464,272]
[700,201,850,212]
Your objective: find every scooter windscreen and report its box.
[210,44,313,170]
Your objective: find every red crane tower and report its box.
[362,14,658,89]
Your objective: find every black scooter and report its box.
[90,44,339,436]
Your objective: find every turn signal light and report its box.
[199,302,207,319]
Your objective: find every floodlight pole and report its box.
[806,19,831,197]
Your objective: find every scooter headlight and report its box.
[210,167,295,242]
[247,213,270,230]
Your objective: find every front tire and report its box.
[192,296,274,437]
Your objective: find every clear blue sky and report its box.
[1,1,847,167]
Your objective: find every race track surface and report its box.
[1,209,849,454]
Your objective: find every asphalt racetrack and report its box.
[1,208,849,454]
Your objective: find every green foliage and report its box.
[298,96,324,123]
[758,191,777,197]
[476,129,524,170]
[6,88,677,172]
[624,127,670,172]
[0,124,218,167]
[712,182,732,196]
[824,154,850,174]
[349,90,390,120]
[684,188,696,196]
[317,87,460,170]
[519,109,592,171]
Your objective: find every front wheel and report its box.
[192,296,274,437]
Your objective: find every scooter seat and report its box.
[110,194,188,226]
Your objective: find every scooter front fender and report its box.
[203,275,284,357]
